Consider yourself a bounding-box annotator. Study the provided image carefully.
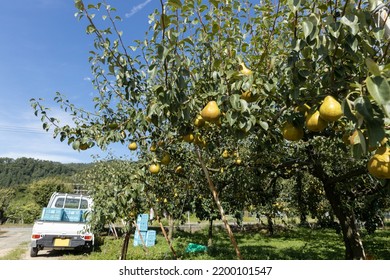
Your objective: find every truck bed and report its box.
[32,220,90,236]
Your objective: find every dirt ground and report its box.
[0,226,64,259]
[0,226,31,257]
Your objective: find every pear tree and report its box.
[31,0,390,260]
[77,159,147,260]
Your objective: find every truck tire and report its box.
[83,242,94,254]
[30,247,38,257]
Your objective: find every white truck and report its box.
[30,192,94,257]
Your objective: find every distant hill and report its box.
[0,157,90,187]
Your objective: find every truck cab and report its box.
[30,192,94,257]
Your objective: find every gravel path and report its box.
[0,226,64,259]
[0,226,32,258]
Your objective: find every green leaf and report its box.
[365,58,381,76]
[229,94,240,110]
[86,25,96,34]
[342,99,358,123]
[226,111,237,126]
[367,119,385,149]
[168,0,182,9]
[366,76,390,117]
[302,20,313,39]
[239,99,249,113]
[74,0,84,11]
[354,96,374,122]
[340,15,359,35]
[288,0,301,13]
[258,120,269,131]
[352,142,365,159]
[357,129,366,146]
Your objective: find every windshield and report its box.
[54,197,89,209]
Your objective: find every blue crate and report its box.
[133,230,147,246]
[134,239,155,246]
[146,230,156,240]
[136,220,148,231]
[63,209,82,222]
[137,214,149,223]
[134,230,147,241]
[41,208,63,221]
[133,230,156,247]
[133,239,141,246]
[145,239,156,247]
[145,230,156,247]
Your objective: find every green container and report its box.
[185,243,207,253]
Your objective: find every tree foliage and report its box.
[0,157,87,188]
[30,0,390,259]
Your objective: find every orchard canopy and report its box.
[31,0,390,161]
[30,0,390,260]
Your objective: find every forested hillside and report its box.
[0,157,89,187]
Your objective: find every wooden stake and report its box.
[196,148,243,260]
[157,216,178,259]
[133,221,148,253]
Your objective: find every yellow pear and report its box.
[183,133,195,143]
[150,143,157,152]
[175,165,184,174]
[149,163,161,174]
[201,101,221,122]
[282,122,304,141]
[194,115,205,128]
[305,111,328,132]
[160,153,171,165]
[222,150,229,158]
[128,142,137,150]
[240,91,258,103]
[319,95,343,122]
[239,62,253,76]
[368,146,390,179]
[79,143,89,151]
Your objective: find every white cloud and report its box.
[125,0,152,18]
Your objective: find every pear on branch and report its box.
[238,62,253,76]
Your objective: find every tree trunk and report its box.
[266,213,274,235]
[308,148,367,260]
[208,219,213,246]
[296,172,309,226]
[120,232,130,260]
[323,182,366,260]
[168,214,174,241]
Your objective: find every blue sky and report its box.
[0,0,158,163]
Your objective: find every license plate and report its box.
[54,238,70,247]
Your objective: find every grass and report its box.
[60,224,390,260]
[0,242,28,260]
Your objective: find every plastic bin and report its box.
[41,208,63,221]
[63,209,82,222]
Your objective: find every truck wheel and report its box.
[83,243,93,254]
[30,247,38,257]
